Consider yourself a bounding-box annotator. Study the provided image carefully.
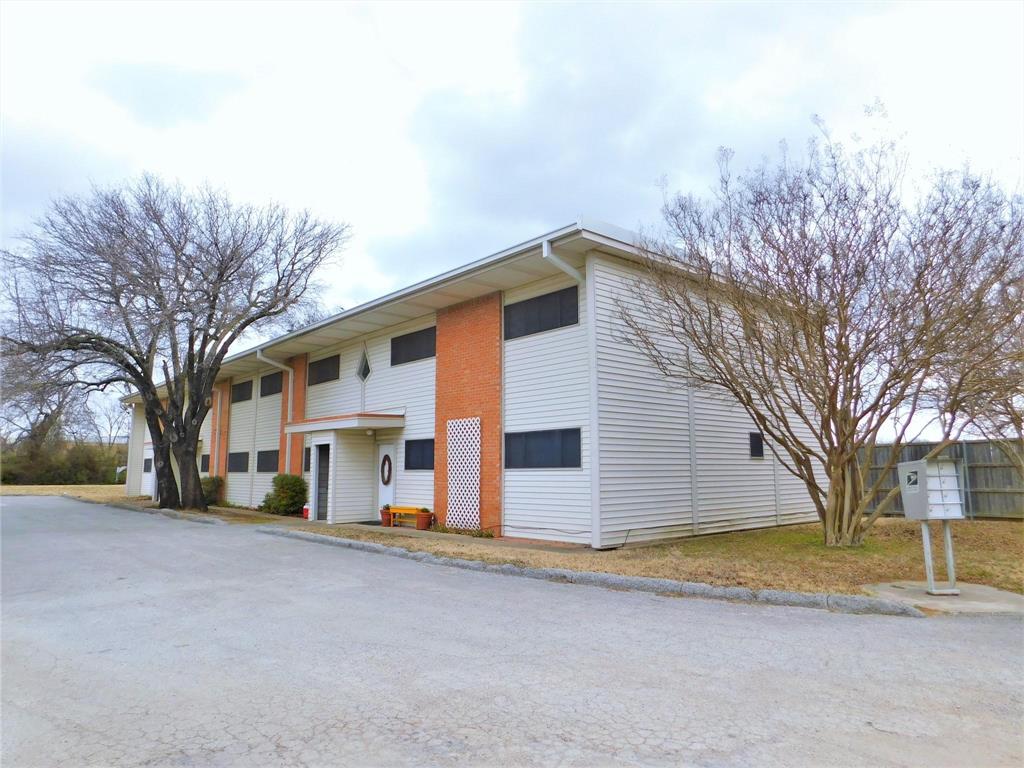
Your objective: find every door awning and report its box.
[283,412,406,434]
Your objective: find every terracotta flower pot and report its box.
[415,511,432,530]
[381,509,393,527]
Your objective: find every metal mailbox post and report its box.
[897,458,964,596]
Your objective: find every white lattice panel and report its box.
[446,417,481,529]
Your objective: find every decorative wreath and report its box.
[380,454,393,486]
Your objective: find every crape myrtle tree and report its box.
[623,134,1022,547]
[2,175,350,509]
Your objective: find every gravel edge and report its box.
[254,526,925,618]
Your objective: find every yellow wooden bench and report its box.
[386,506,430,528]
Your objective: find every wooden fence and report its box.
[864,439,1023,520]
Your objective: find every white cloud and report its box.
[2,0,1021,314]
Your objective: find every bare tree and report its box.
[624,134,1022,546]
[2,175,350,509]
[0,350,91,450]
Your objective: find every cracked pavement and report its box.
[2,496,1022,767]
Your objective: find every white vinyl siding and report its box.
[125,404,146,496]
[302,316,437,520]
[225,377,256,506]
[252,381,282,506]
[592,256,693,546]
[691,390,777,534]
[364,322,436,511]
[591,254,818,545]
[503,275,591,543]
[331,431,375,523]
[305,346,362,418]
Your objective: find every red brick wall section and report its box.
[213,381,231,478]
[286,354,308,476]
[434,292,502,534]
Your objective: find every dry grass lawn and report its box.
[5,484,1021,595]
[0,484,150,505]
[287,516,1024,596]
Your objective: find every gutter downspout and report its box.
[256,349,295,470]
[542,239,583,283]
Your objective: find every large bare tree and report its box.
[2,175,350,509]
[624,136,1022,546]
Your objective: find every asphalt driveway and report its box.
[2,496,1022,767]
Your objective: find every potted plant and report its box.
[380,504,392,527]
[415,507,433,530]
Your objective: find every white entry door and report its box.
[377,444,396,510]
[141,447,155,499]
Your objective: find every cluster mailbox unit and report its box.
[897,457,964,596]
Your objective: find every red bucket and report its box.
[302,505,310,520]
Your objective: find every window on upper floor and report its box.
[231,380,253,403]
[357,350,371,382]
[404,439,435,470]
[256,450,279,473]
[308,354,340,386]
[227,452,249,472]
[260,371,283,397]
[504,285,579,340]
[749,432,765,458]
[143,458,153,473]
[504,428,581,469]
[391,327,436,366]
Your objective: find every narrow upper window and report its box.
[357,350,371,382]
[143,457,153,473]
[391,327,436,366]
[256,450,279,473]
[504,286,579,340]
[308,354,340,386]
[227,452,249,472]
[404,439,435,470]
[749,432,765,458]
[231,380,253,403]
[260,371,283,397]
[200,454,210,472]
[505,428,581,469]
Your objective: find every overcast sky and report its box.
[2,0,1022,313]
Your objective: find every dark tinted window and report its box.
[504,286,578,340]
[227,452,249,472]
[256,450,279,472]
[391,327,436,365]
[505,428,581,469]
[749,432,764,458]
[260,371,283,397]
[231,380,253,403]
[357,352,371,382]
[143,458,153,473]
[308,355,340,386]
[200,454,210,472]
[404,439,435,470]
[303,447,311,472]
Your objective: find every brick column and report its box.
[212,381,232,478]
[285,354,308,475]
[434,293,502,534]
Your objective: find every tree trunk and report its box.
[821,456,871,547]
[174,440,207,511]
[152,439,180,509]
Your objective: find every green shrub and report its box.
[201,475,223,506]
[262,473,307,516]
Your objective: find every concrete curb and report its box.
[254,526,925,618]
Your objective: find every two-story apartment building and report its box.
[124,219,816,548]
